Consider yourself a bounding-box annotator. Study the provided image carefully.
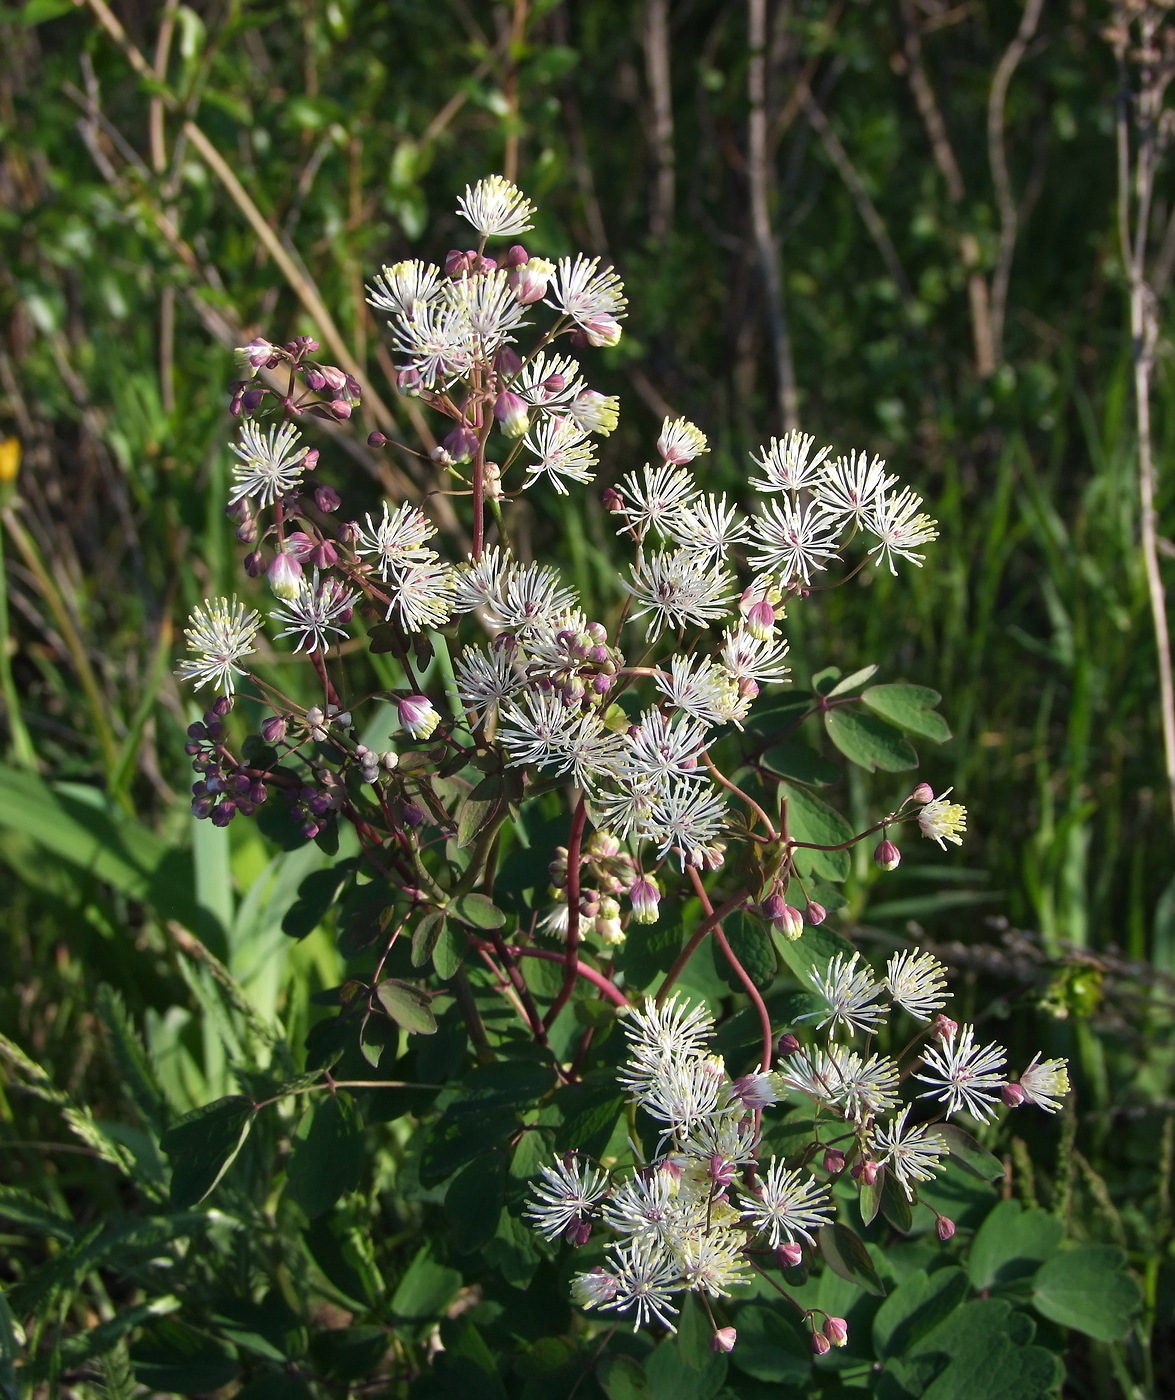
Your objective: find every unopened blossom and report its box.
[885,949,950,1021]
[629,875,661,924]
[228,421,306,507]
[739,1160,834,1248]
[398,695,441,740]
[918,790,968,849]
[749,430,832,493]
[177,596,261,695]
[748,498,842,585]
[524,1154,610,1239]
[870,1105,946,1200]
[266,549,303,601]
[866,487,939,573]
[270,573,358,653]
[801,952,891,1035]
[456,174,536,238]
[1016,1054,1070,1113]
[814,449,897,524]
[916,1025,1006,1121]
[571,1267,620,1310]
[656,417,708,465]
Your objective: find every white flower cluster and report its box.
[525,997,834,1333]
[526,971,1071,1338]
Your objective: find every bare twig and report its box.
[748,0,798,431]
[643,0,676,240]
[987,0,1046,362]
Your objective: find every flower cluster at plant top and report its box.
[526,984,1069,1348]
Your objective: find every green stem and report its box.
[0,520,36,768]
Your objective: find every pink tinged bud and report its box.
[767,900,804,941]
[776,1032,801,1057]
[874,838,901,871]
[565,1218,593,1246]
[806,901,827,926]
[811,1332,831,1356]
[778,1244,804,1270]
[1001,1082,1027,1108]
[496,346,523,375]
[601,487,625,513]
[911,782,935,804]
[368,431,388,448]
[494,389,531,438]
[396,367,422,396]
[931,1013,958,1041]
[823,1148,846,1175]
[236,518,258,544]
[502,243,529,268]
[302,448,320,472]
[628,875,660,924]
[823,1317,849,1348]
[260,715,288,744]
[319,365,347,392]
[709,1153,738,1188]
[328,399,351,419]
[398,695,441,740]
[311,540,339,569]
[442,425,479,464]
[241,387,265,414]
[304,368,326,391]
[733,1073,779,1109]
[267,549,303,600]
[243,549,265,578]
[581,313,622,347]
[285,532,315,562]
[936,1215,957,1242]
[712,1327,737,1354]
[445,249,471,277]
[314,484,341,512]
[745,599,777,641]
[854,1159,880,1186]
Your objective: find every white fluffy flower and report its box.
[625,550,734,640]
[918,790,967,849]
[666,494,753,567]
[354,502,437,579]
[800,952,890,1036]
[176,596,260,695]
[456,174,536,237]
[1017,1054,1070,1113]
[749,431,832,493]
[885,949,950,1021]
[739,1160,833,1248]
[452,645,524,711]
[522,415,598,492]
[595,1237,682,1331]
[270,573,358,654]
[382,557,458,632]
[655,654,750,728]
[747,498,842,584]
[865,487,939,573]
[870,1106,946,1200]
[813,449,897,524]
[718,628,791,686]
[621,710,709,786]
[916,1024,1006,1121]
[546,254,627,344]
[524,1154,610,1239]
[366,260,443,320]
[615,462,699,538]
[228,421,306,508]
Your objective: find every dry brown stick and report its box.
[898,0,995,376]
[748,0,798,432]
[987,0,1046,363]
[800,89,916,313]
[643,0,676,241]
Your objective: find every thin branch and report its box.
[987,0,1046,362]
[748,0,798,431]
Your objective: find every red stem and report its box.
[654,889,750,1005]
[688,868,773,1073]
[542,796,588,1031]
[471,941,631,1008]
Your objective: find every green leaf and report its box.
[968,1200,1063,1291]
[858,1175,882,1227]
[391,1245,462,1319]
[761,739,841,785]
[645,1328,727,1400]
[825,708,918,772]
[210,1294,301,1363]
[444,1154,505,1254]
[456,791,503,849]
[873,1267,970,1360]
[309,1325,389,1384]
[286,1096,364,1218]
[827,663,879,696]
[712,910,777,990]
[483,1205,542,1289]
[935,1122,1005,1182]
[730,1303,810,1383]
[0,1186,75,1241]
[376,978,437,1034]
[131,1320,238,1395]
[449,893,506,929]
[433,920,465,979]
[774,919,856,986]
[597,1354,650,1400]
[1031,1245,1141,1340]
[862,683,952,742]
[819,1222,886,1296]
[780,782,855,882]
[161,1096,254,1207]
[920,1331,1060,1400]
[553,1074,627,1160]
[96,984,168,1135]
[18,0,76,26]
[411,911,447,966]
[282,865,353,939]
[880,1167,914,1233]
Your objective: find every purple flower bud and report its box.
[745,598,777,641]
[187,721,207,741]
[565,1218,593,1247]
[244,550,266,578]
[823,1148,846,1175]
[337,520,360,545]
[493,390,530,438]
[936,1215,956,1242]
[241,388,265,414]
[368,431,388,448]
[777,1241,804,1268]
[509,256,555,305]
[236,518,259,544]
[445,249,471,277]
[314,484,341,512]
[628,875,660,925]
[267,549,303,601]
[304,368,326,391]
[776,1032,801,1057]
[806,901,828,926]
[708,1153,737,1187]
[1001,1082,1026,1107]
[229,389,244,417]
[191,795,215,819]
[711,1327,737,1354]
[932,1013,958,1041]
[398,695,441,740]
[328,399,352,419]
[442,424,479,464]
[496,346,523,375]
[601,487,625,513]
[502,243,529,268]
[811,1332,831,1356]
[249,781,268,805]
[310,540,338,569]
[400,801,424,827]
[874,838,901,871]
[183,740,201,756]
[853,1159,880,1186]
[210,801,236,827]
[823,1317,848,1348]
[581,313,622,347]
[396,366,422,396]
[211,696,233,718]
[285,532,315,561]
[260,715,287,744]
[911,781,935,804]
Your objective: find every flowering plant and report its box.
[173,176,1081,1383]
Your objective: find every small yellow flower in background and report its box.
[0,437,21,486]
[917,789,968,849]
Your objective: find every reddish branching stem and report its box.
[688,868,773,1074]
